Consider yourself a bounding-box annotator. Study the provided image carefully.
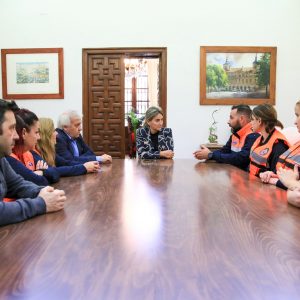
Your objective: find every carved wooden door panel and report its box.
[83,53,125,158]
[83,48,167,159]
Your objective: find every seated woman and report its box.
[35,118,99,176]
[249,104,290,177]
[5,108,60,186]
[136,106,174,159]
[260,100,300,189]
[278,166,300,207]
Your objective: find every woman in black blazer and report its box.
[136,106,174,159]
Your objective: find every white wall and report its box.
[1,0,300,158]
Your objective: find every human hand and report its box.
[36,160,48,170]
[278,165,299,190]
[259,171,277,183]
[160,150,174,159]
[34,170,44,176]
[268,177,279,185]
[193,150,202,160]
[84,161,100,173]
[100,154,112,163]
[193,145,211,160]
[287,188,300,207]
[38,186,66,212]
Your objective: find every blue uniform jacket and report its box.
[211,132,260,171]
[5,153,60,186]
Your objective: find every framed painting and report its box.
[1,48,64,99]
[200,46,277,105]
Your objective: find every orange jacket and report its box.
[249,129,290,176]
[10,151,36,171]
[276,141,300,171]
[231,123,254,152]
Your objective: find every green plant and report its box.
[208,109,219,143]
[129,110,141,136]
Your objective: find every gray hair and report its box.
[144,106,163,127]
[57,110,81,129]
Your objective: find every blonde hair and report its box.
[144,106,163,127]
[37,118,56,166]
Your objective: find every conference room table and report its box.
[1,159,300,300]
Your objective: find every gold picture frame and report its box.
[200,46,277,105]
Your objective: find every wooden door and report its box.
[83,51,125,158]
[83,48,167,158]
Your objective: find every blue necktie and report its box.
[71,140,79,157]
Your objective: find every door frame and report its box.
[82,47,167,153]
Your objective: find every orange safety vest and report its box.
[276,141,300,171]
[249,129,290,176]
[231,123,254,152]
[3,151,36,202]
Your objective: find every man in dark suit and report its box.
[55,110,112,166]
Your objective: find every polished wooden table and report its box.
[1,159,300,300]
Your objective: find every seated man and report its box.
[193,104,260,171]
[55,110,112,166]
[0,99,66,226]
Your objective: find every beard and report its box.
[230,122,242,133]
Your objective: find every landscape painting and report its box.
[1,48,64,99]
[200,46,277,105]
[16,62,49,84]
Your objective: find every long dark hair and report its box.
[13,109,39,160]
[252,104,283,133]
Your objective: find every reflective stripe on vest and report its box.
[230,123,254,153]
[249,129,290,176]
[276,141,300,171]
[250,150,268,165]
[231,146,241,152]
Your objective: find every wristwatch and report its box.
[207,152,213,160]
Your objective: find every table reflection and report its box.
[120,160,175,257]
[138,159,174,188]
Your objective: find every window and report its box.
[124,58,159,126]
[125,75,149,125]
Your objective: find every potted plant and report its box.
[208,109,219,144]
[127,110,144,158]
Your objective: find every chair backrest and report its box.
[279,126,300,145]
